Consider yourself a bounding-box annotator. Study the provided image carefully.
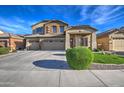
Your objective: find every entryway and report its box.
[70,34,89,48]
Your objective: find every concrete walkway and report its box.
[0,51,124,87]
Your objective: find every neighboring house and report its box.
[97,27,124,51]
[0,30,24,51]
[25,20,97,50]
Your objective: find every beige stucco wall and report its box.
[32,22,46,30]
[32,22,68,34]
[44,22,68,34]
[91,32,97,50]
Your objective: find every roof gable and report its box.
[45,20,68,25]
[97,28,119,37]
[66,25,97,32]
[32,19,68,27]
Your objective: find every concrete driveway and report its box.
[0,50,124,87]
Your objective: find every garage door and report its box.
[29,41,40,50]
[42,39,65,50]
[113,38,124,51]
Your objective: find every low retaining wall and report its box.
[89,63,124,70]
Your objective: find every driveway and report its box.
[0,50,124,87]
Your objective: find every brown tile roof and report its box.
[0,30,24,39]
[66,25,97,31]
[32,19,68,27]
[97,26,124,37]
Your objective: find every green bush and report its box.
[0,47,10,55]
[66,46,94,70]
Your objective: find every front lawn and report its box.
[0,47,9,55]
[94,53,124,64]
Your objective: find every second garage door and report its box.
[42,38,65,50]
[113,38,124,51]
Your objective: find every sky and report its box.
[0,5,124,34]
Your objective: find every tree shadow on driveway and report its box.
[33,60,70,70]
[53,54,65,56]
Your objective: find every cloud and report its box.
[0,17,31,34]
[80,5,91,21]
[90,6,124,24]
[14,17,25,23]
[0,25,17,33]
[79,5,124,25]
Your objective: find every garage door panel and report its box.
[113,39,124,51]
[29,42,40,50]
[42,39,65,50]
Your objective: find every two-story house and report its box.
[25,20,97,50]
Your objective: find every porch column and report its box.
[39,38,43,50]
[65,32,70,50]
[26,39,30,50]
[91,32,97,50]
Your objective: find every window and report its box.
[60,26,64,32]
[81,38,88,46]
[33,29,36,34]
[52,26,57,33]
[0,41,7,47]
[34,27,44,34]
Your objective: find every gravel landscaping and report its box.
[90,63,124,70]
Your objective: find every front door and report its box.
[70,38,75,48]
[80,37,88,47]
[70,36,88,48]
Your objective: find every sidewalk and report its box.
[0,70,124,87]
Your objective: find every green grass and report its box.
[94,53,124,64]
[0,47,9,55]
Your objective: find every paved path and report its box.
[0,51,124,87]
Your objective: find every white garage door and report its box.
[113,38,124,51]
[29,41,40,50]
[42,39,65,50]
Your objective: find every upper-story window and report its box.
[52,26,57,33]
[34,27,44,34]
[60,26,64,32]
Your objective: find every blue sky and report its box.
[0,5,124,34]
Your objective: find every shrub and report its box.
[0,47,10,55]
[66,46,94,70]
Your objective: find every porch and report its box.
[65,29,97,50]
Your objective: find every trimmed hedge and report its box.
[66,46,94,70]
[0,47,10,55]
